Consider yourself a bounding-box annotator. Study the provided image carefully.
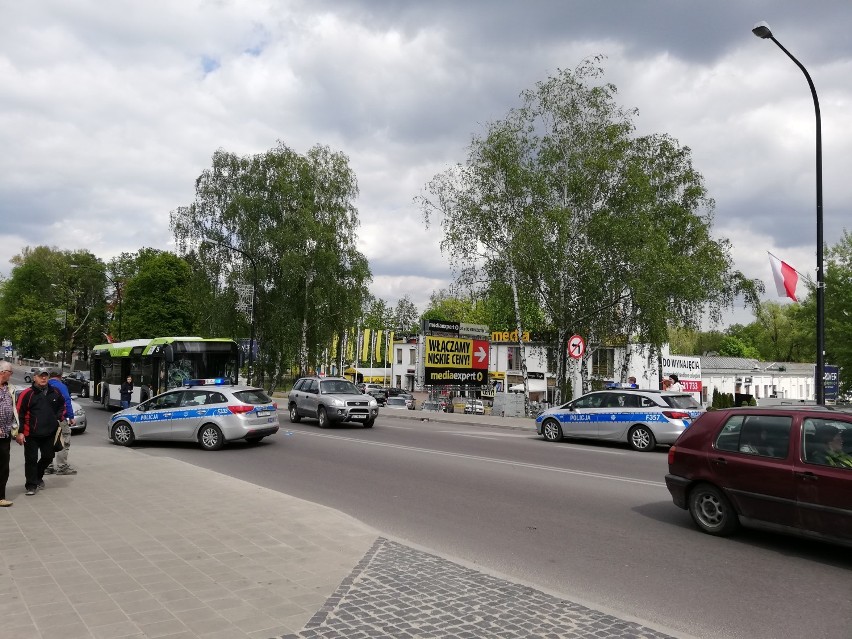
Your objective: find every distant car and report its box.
[421,400,443,412]
[384,397,410,410]
[366,387,387,406]
[536,389,704,452]
[666,405,852,545]
[464,400,485,415]
[398,393,416,410]
[289,376,379,428]
[385,387,406,398]
[63,371,91,398]
[108,379,279,450]
[23,367,37,383]
[439,398,455,413]
[70,399,87,433]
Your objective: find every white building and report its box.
[389,332,820,406]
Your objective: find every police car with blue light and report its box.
[535,388,704,452]
[108,378,279,450]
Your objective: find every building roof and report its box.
[700,355,814,375]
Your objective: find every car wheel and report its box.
[289,404,301,423]
[688,483,740,536]
[628,425,656,452]
[111,422,134,446]
[25,375,32,383]
[317,406,329,429]
[82,385,89,398]
[542,418,563,442]
[199,423,225,451]
[246,437,264,445]
[364,419,374,428]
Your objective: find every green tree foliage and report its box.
[716,335,760,358]
[0,246,108,361]
[392,296,420,334]
[421,58,761,405]
[171,142,371,389]
[819,231,852,396]
[118,249,196,339]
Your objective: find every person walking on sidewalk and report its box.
[0,361,19,507]
[120,375,133,409]
[15,367,66,496]
[45,370,77,476]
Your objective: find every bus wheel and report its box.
[199,424,224,451]
[111,422,135,446]
[102,390,110,410]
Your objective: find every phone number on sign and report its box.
[680,379,702,392]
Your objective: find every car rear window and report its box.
[715,414,792,459]
[662,394,702,409]
[387,398,406,406]
[233,389,272,404]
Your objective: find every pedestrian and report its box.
[15,367,66,496]
[668,374,683,392]
[628,376,638,388]
[1,361,19,507]
[120,375,134,408]
[45,370,77,476]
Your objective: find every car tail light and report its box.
[668,446,677,465]
[663,410,690,420]
[227,405,253,414]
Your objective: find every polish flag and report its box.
[768,253,799,302]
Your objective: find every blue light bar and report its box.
[184,378,230,387]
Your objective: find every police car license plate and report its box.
[256,410,271,417]
[350,414,366,420]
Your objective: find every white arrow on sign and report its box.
[474,345,487,363]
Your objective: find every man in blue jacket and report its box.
[15,367,66,495]
[46,370,77,476]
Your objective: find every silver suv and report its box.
[288,376,379,428]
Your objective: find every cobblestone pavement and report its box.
[281,538,676,639]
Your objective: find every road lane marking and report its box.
[296,431,664,487]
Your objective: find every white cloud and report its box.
[2,1,850,326]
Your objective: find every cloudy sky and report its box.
[2,1,850,327]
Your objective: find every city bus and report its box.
[90,337,242,409]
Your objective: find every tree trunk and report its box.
[507,261,530,417]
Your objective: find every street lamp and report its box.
[752,21,825,404]
[70,264,123,342]
[203,240,258,385]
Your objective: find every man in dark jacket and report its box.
[15,367,66,495]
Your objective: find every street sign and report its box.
[459,323,489,338]
[424,335,488,386]
[567,334,586,360]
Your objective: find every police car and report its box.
[108,379,279,450]
[535,388,704,452]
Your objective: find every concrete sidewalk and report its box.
[0,447,378,639]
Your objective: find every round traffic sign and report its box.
[568,334,586,360]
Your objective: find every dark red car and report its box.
[666,405,852,546]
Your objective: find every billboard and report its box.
[820,364,839,402]
[424,336,489,386]
[661,355,702,394]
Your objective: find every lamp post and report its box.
[70,264,123,342]
[204,240,258,385]
[752,21,825,405]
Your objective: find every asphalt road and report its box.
[61,393,852,639]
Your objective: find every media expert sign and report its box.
[661,356,702,393]
[424,336,489,386]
